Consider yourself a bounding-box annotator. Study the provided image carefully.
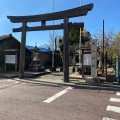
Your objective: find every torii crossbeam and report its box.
[7,3,94,82]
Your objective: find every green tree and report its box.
[69,28,91,45]
[58,37,63,56]
[116,32,120,42]
[111,32,120,67]
[57,28,91,65]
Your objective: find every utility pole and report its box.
[51,0,56,71]
[78,0,82,73]
[102,20,104,75]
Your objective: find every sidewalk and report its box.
[13,67,120,91]
[0,67,120,91]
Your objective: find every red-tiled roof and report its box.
[0,34,12,41]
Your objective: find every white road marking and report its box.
[43,87,73,103]
[106,105,120,113]
[116,92,120,96]
[110,98,120,102]
[103,117,117,120]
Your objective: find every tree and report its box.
[93,30,120,67]
[69,28,80,45]
[57,28,91,66]
[116,32,120,41]
[81,29,92,44]
[110,32,120,69]
[93,30,116,60]
[40,33,56,50]
[69,28,92,45]
[111,32,120,57]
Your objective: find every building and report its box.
[27,45,52,69]
[0,34,62,72]
[0,34,31,72]
[27,45,62,69]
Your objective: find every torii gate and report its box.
[7,3,94,82]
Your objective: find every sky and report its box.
[0,0,120,47]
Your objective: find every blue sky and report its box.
[0,0,120,47]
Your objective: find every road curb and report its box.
[12,78,120,91]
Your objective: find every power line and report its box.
[0,14,21,39]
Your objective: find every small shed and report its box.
[0,34,32,72]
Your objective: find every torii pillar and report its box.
[63,17,69,82]
[19,22,27,79]
[7,3,94,81]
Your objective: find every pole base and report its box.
[50,67,56,72]
[60,67,63,72]
[72,67,75,72]
[77,68,82,74]
[19,74,24,79]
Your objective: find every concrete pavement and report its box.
[0,67,120,91]
[12,68,120,91]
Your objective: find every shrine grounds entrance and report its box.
[7,3,94,82]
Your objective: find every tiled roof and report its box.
[0,34,52,53]
[0,34,12,41]
[26,45,52,53]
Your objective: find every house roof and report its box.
[26,45,52,53]
[0,34,31,53]
[0,34,52,53]
[0,34,12,44]
[0,34,12,41]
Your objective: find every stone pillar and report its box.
[63,17,69,82]
[19,22,27,79]
[91,39,97,77]
[81,50,84,77]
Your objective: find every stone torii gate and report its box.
[7,3,94,82]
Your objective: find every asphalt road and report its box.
[0,79,20,89]
[0,81,119,120]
